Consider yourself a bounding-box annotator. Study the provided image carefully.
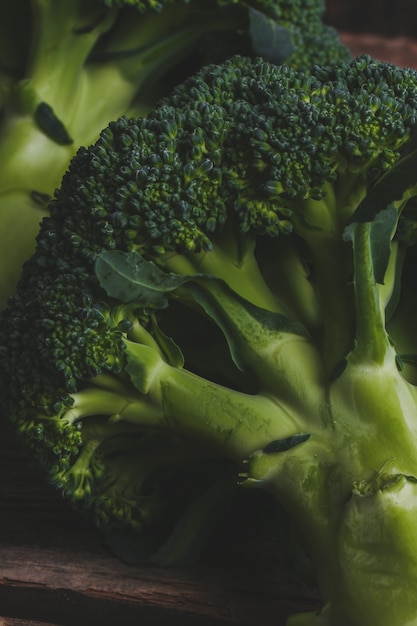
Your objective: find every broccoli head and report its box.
[4,53,417,625]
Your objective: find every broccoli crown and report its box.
[3,53,417,551]
[48,54,417,259]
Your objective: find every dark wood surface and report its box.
[341,31,417,68]
[2,33,417,626]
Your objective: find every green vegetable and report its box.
[5,52,417,625]
[0,0,349,310]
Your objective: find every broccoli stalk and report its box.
[91,221,417,625]
[6,54,417,624]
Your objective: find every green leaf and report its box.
[249,8,294,65]
[95,249,188,308]
[350,128,417,224]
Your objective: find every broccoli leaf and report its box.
[249,9,294,65]
[95,249,186,308]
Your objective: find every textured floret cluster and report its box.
[49,55,417,259]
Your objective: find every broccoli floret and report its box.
[6,53,417,624]
[0,0,349,310]
[263,0,351,69]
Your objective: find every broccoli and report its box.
[5,52,417,625]
[0,0,349,311]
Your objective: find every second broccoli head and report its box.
[3,53,417,579]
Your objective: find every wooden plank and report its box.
[0,544,320,625]
[0,619,59,626]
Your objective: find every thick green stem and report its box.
[63,382,165,428]
[158,366,305,461]
[161,241,327,411]
[350,221,391,365]
[181,276,328,424]
[246,343,417,625]
[73,346,307,462]
[163,239,286,314]
[258,235,322,333]
[286,469,417,626]
[291,193,355,375]
[304,232,354,373]
[117,338,308,459]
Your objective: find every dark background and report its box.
[325,0,417,38]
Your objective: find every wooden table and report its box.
[2,33,417,626]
